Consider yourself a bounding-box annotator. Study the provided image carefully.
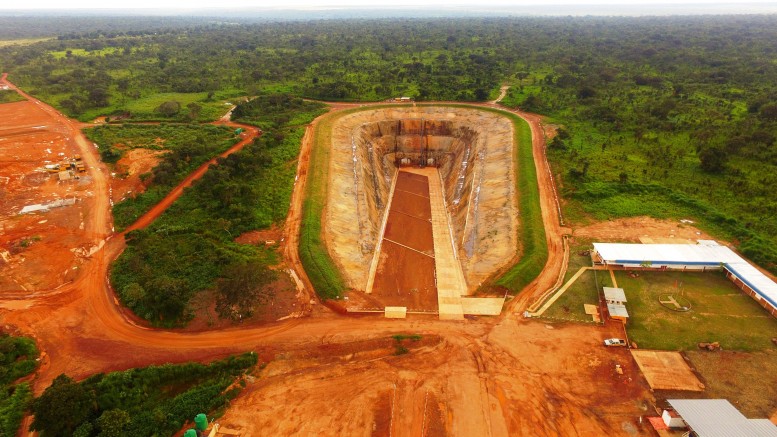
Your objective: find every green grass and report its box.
[120,92,233,121]
[392,334,422,342]
[542,271,613,321]
[76,90,245,123]
[617,270,777,351]
[0,90,24,104]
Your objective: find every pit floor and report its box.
[371,171,439,311]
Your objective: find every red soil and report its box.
[371,171,439,311]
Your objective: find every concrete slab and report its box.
[460,297,505,316]
[366,171,399,294]
[385,306,407,319]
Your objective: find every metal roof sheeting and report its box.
[593,243,777,312]
[667,399,777,437]
[607,303,629,318]
[752,420,777,436]
[603,287,627,302]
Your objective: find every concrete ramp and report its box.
[406,167,466,320]
[460,297,505,316]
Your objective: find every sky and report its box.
[2,0,777,9]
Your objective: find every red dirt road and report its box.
[0,76,655,436]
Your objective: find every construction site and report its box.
[1,70,776,436]
[0,91,107,293]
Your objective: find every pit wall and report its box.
[326,107,518,292]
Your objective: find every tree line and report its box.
[2,16,777,270]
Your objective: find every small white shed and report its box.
[603,287,627,305]
[662,409,686,428]
[607,303,629,322]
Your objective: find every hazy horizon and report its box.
[1,2,777,17]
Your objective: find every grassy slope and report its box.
[299,109,349,299]
[485,107,548,293]
[0,90,25,104]
[299,104,547,299]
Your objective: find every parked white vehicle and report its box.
[603,338,627,347]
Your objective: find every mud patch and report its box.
[574,217,712,243]
[110,148,165,203]
[234,226,283,245]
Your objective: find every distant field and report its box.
[617,270,777,351]
[76,91,243,123]
[49,47,119,59]
[0,37,51,47]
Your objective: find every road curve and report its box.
[0,78,565,393]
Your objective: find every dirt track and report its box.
[0,77,656,436]
[122,121,259,234]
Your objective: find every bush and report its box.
[31,353,257,437]
[0,333,37,437]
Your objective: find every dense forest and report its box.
[2,16,776,271]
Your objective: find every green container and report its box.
[194,413,208,431]
[184,430,197,437]
[234,128,243,135]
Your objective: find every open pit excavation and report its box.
[325,107,519,318]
